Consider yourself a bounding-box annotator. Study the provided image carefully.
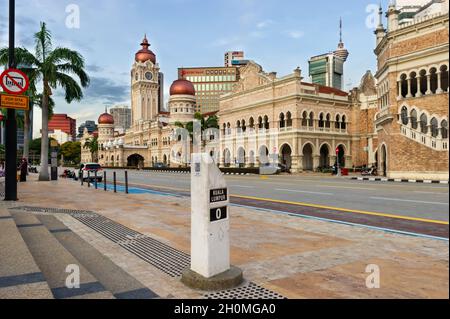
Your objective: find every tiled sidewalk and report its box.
[1,176,448,299]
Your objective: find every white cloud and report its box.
[284,30,305,39]
[256,19,274,29]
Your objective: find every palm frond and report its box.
[54,72,83,103]
[34,22,52,62]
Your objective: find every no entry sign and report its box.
[0,68,30,95]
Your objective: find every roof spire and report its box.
[339,17,343,43]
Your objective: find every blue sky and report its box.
[0,0,390,135]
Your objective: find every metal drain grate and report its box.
[11,206,191,277]
[12,206,93,215]
[204,282,286,299]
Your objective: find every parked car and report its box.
[79,163,103,182]
[153,162,167,169]
[259,163,288,175]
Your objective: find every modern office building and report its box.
[224,51,248,67]
[48,114,77,141]
[109,105,132,131]
[308,19,349,90]
[178,66,240,113]
[309,53,345,90]
[77,120,97,139]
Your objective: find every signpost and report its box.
[0,93,29,110]
[0,68,30,95]
[336,147,341,176]
[181,153,243,291]
[50,140,58,181]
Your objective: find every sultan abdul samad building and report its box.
[82,1,449,181]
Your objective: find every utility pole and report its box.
[4,0,17,201]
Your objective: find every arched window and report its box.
[441,120,448,139]
[264,116,270,130]
[236,120,241,129]
[335,115,341,129]
[309,112,314,127]
[420,113,428,134]
[249,117,255,129]
[430,68,438,94]
[410,110,418,129]
[431,118,439,138]
[325,114,331,128]
[318,113,324,128]
[440,65,449,92]
[286,112,293,127]
[410,72,418,97]
[401,106,409,125]
[341,115,347,130]
[400,74,408,98]
[222,123,226,135]
[279,113,285,128]
[302,112,308,127]
[419,69,427,95]
[258,116,263,129]
[242,120,247,132]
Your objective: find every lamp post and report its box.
[4,0,17,201]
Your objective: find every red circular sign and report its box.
[0,68,30,95]
[336,147,340,154]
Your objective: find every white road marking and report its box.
[414,191,449,195]
[276,189,334,196]
[318,185,375,191]
[230,185,253,188]
[371,197,449,206]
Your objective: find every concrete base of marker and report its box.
[181,266,243,291]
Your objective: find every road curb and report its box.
[351,177,449,184]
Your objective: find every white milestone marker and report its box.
[190,153,230,278]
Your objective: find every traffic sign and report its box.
[0,93,29,110]
[0,68,30,95]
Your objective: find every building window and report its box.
[410,110,418,130]
[286,112,293,127]
[441,120,448,139]
[420,114,428,134]
[431,118,439,138]
[279,113,285,129]
[401,106,409,125]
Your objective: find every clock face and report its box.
[145,72,153,81]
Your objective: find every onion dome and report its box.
[170,78,195,96]
[135,35,156,64]
[98,112,114,125]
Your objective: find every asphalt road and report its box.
[103,169,449,224]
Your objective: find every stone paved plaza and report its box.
[1,176,448,299]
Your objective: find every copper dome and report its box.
[135,35,156,64]
[170,79,195,96]
[98,113,114,125]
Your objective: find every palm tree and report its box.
[83,137,99,162]
[0,22,89,181]
[174,112,219,138]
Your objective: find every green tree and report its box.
[29,137,58,164]
[0,22,89,181]
[174,112,219,138]
[60,141,81,164]
[83,137,98,162]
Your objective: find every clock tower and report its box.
[131,35,160,125]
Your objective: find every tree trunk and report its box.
[22,109,31,160]
[39,85,50,181]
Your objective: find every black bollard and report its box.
[125,171,129,194]
[113,172,117,193]
[104,171,107,191]
[81,172,84,186]
[87,171,90,188]
[94,171,98,189]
